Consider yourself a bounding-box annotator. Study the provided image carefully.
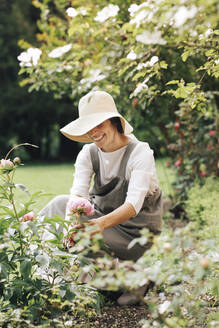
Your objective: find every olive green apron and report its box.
[88,140,162,261]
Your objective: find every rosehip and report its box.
[200,257,210,268]
[209,130,216,137]
[132,97,139,109]
[175,159,182,167]
[200,171,207,177]
[163,242,172,251]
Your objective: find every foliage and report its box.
[0,146,104,327]
[1,149,218,327]
[17,0,219,159]
[89,177,219,327]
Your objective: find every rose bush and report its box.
[0,146,103,327]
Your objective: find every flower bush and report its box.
[0,146,103,327]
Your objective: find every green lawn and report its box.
[14,158,175,213]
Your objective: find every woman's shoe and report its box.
[117,281,154,306]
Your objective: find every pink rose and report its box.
[0,159,14,169]
[19,211,34,222]
[67,197,94,217]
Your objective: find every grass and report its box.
[14,158,175,213]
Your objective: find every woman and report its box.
[40,90,162,304]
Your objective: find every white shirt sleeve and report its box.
[70,144,93,199]
[125,142,159,215]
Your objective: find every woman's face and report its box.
[87,119,120,152]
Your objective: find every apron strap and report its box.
[90,143,99,173]
[118,140,137,176]
[89,140,138,176]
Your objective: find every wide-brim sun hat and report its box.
[60,90,133,142]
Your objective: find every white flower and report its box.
[80,69,106,88]
[128,4,139,16]
[149,56,159,66]
[17,48,42,67]
[127,50,137,60]
[137,62,150,70]
[173,6,198,28]
[48,44,72,58]
[136,57,158,69]
[205,28,213,37]
[128,2,155,28]
[130,10,149,28]
[66,7,78,17]
[136,30,166,45]
[158,300,171,314]
[94,4,119,23]
[132,80,149,97]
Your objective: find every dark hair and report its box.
[109,117,124,134]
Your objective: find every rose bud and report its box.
[13,157,21,165]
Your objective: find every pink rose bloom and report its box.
[19,211,34,222]
[67,197,94,216]
[0,159,14,169]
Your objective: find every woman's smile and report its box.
[87,120,129,152]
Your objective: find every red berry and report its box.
[209,130,216,137]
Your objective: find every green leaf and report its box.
[20,260,32,279]
[15,184,30,195]
[166,80,179,86]
[181,50,190,62]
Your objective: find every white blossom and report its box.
[94,4,119,23]
[137,62,150,70]
[66,7,87,17]
[149,56,159,66]
[158,300,171,314]
[17,48,42,67]
[66,7,78,17]
[128,2,155,27]
[48,44,72,58]
[136,56,159,70]
[173,6,198,27]
[205,28,213,37]
[136,30,166,45]
[127,50,137,60]
[80,69,106,89]
[132,79,149,97]
[128,4,140,16]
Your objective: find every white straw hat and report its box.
[60,91,133,142]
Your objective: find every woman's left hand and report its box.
[87,218,105,234]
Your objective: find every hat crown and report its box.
[78,91,118,117]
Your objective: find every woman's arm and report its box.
[89,202,136,233]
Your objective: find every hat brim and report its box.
[60,112,133,142]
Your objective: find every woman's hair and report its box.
[109,117,124,134]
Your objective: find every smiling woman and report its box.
[39,90,163,305]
